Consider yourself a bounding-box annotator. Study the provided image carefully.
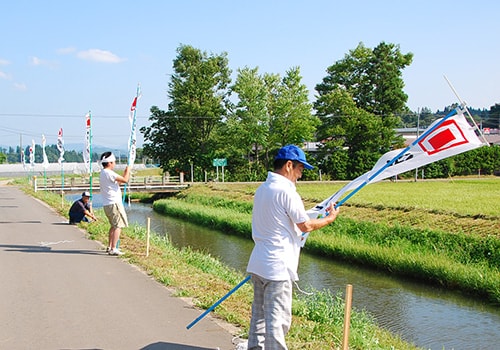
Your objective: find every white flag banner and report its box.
[83,113,91,173]
[57,128,65,164]
[301,109,486,245]
[21,148,27,171]
[42,134,49,169]
[29,139,35,168]
[127,85,141,167]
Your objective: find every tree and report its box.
[141,44,231,177]
[315,42,413,116]
[218,66,319,181]
[484,103,500,129]
[221,66,269,180]
[268,66,319,149]
[315,88,396,179]
[400,107,434,128]
[314,42,411,179]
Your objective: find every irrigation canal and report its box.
[72,195,500,350]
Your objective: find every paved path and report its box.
[0,185,239,350]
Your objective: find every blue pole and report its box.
[186,275,251,329]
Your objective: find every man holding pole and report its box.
[100,151,131,256]
[246,144,340,350]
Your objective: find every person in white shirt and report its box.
[246,144,340,350]
[99,152,131,256]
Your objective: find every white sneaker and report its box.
[108,248,124,256]
[234,341,248,350]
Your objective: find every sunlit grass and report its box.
[23,184,421,350]
[16,177,500,349]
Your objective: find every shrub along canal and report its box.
[77,194,500,350]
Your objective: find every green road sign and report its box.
[212,158,227,167]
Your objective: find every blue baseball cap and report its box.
[275,144,314,170]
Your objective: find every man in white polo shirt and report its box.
[246,144,340,350]
[99,151,131,256]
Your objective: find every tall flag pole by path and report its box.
[57,128,65,193]
[29,139,35,179]
[303,106,487,245]
[42,134,49,187]
[20,148,26,171]
[123,84,141,204]
[84,112,93,198]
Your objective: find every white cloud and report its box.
[0,59,10,66]
[0,71,11,80]
[76,49,125,63]
[31,56,43,66]
[30,56,58,69]
[13,82,27,91]
[57,47,77,55]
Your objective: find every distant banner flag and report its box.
[303,108,486,243]
[83,113,91,173]
[42,134,49,169]
[21,148,26,171]
[29,139,35,168]
[127,84,141,167]
[57,128,65,164]
[129,96,137,124]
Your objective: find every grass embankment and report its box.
[153,180,500,305]
[22,181,418,350]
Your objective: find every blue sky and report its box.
[1,0,498,150]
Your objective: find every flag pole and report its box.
[123,83,140,204]
[57,128,65,206]
[186,275,251,329]
[89,111,93,199]
[443,75,489,145]
[42,135,47,188]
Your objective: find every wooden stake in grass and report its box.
[146,217,150,257]
[342,284,353,350]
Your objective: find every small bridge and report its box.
[33,173,189,194]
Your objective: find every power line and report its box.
[0,113,150,119]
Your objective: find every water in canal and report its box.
[77,195,500,350]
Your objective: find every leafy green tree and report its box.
[218,66,319,181]
[400,107,435,128]
[220,66,269,180]
[315,89,396,178]
[268,66,319,150]
[484,103,500,129]
[0,152,6,164]
[316,42,413,117]
[314,42,411,179]
[141,44,231,177]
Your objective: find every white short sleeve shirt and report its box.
[99,168,122,206]
[247,171,310,281]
